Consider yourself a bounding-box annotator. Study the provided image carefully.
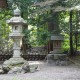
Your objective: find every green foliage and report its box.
[23,25,51,47]
[7,0,80,50]
[7,0,38,19]
[0,9,12,52]
[36,27,51,46]
[62,34,70,51]
[58,12,70,34]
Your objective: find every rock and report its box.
[2,65,10,73]
[22,62,30,73]
[2,57,30,74]
[29,64,38,73]
[46,54,54,63]
[3,58,26,66]
[55,60,68,66]
[55,60,60,65]
[0,69,4,74]
[59,61,68,66]
[2,57,39,74]
[46,52,68,66]
[8,67,24,74]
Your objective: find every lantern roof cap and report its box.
[7,7,27,24]
[14,7,21,16]
[7,16,26,24]
[51,35,64,40]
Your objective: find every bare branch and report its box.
[33,0,59,7]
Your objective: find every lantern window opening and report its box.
[15,26,18,30]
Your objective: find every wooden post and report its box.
[75,32,78,51]
[69,10,73,56]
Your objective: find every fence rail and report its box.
[0,54,46,61]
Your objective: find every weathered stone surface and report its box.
[49,49,64,54]
[2,57,29,74]
[3,58,26,66]
[2,57,39,74]
[22,62,30,73]
[0,69,4,74]
[46,52,68,66]
[2,58,26,71]
[2,65,10,73]
[53,54,67,60]
[8,67,24,74]
[55,60,68,66]
[46,54,54,60]
[29,64,38,73]
[3,63,38,74]
[28,47,47,55]
[51,35,64,40]
[59,60,68,66]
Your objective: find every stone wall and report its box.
[27,47,47,55]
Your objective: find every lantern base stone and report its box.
[1,57,38,74]
[2,57,29,73]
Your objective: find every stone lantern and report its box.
[0,8,40,74]
[2,7,29,73]
[6,7,26,61]
[8,8,25,58]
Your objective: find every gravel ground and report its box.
[0,61,80,80]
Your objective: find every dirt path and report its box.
[0,61,80,80]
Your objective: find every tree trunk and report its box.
[22,13,28,53]
[75,33,78,51]
[47,12,58,53]
[75,11,79,51]
[69,10,73,56]
[0,0,7,9]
